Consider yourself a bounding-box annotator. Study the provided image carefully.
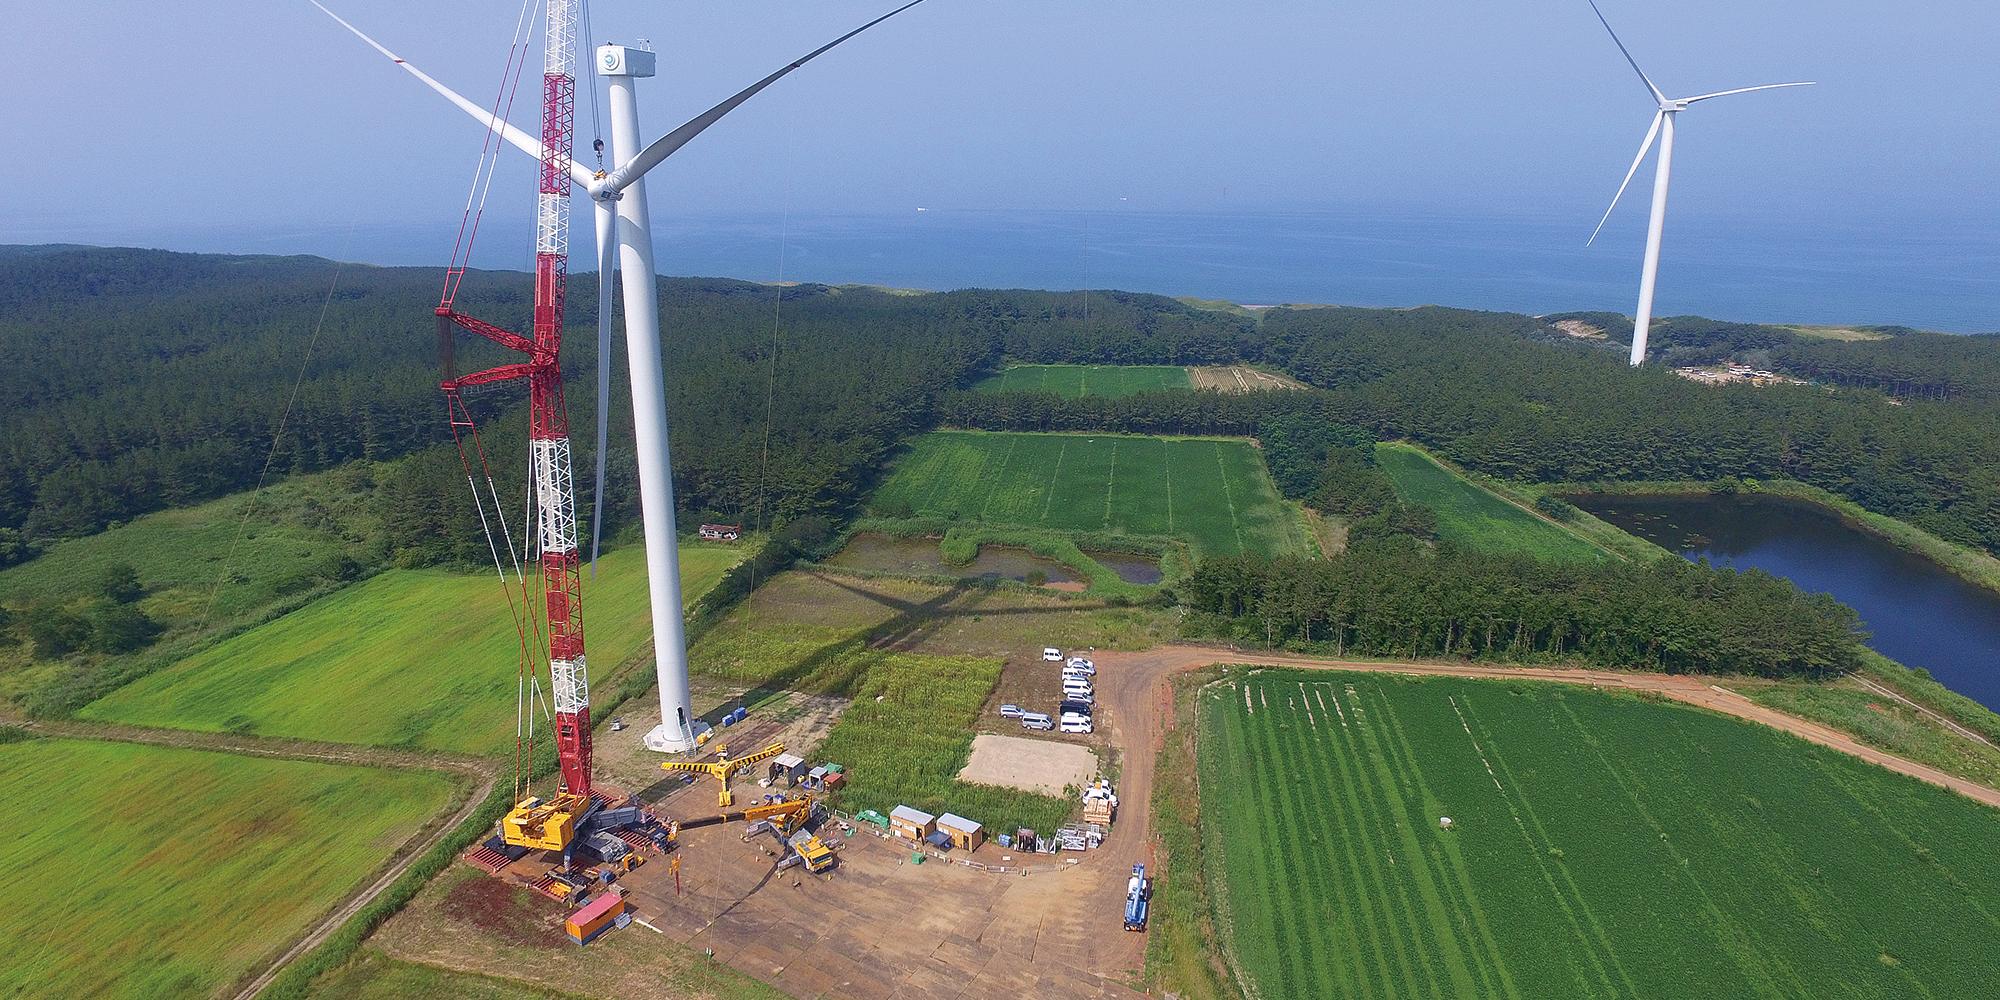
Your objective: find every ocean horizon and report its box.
[18,207,1997,333]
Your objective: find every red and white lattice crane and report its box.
[314,0,932,850]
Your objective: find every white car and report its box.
[1062,666,1092,682]
[1063,685,1095,704]
[1042,647,1064,662]
[1060,712,1093,734]
[1066,657,1095,675]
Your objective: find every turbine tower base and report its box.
[643,722,697,754]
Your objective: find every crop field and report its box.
[872,431,1310,558]
[0,737,453,999]
[80,542,742,753]
[1198,670,2000,999]
[1376,442,1603,562]
[971,363,1191,397]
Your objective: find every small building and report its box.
[889,805,936,842]
[565,891,626,946]
[937,812,985,852]
[699,523,742,542]
[769,753,807,787]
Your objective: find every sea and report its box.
[52,208,2000,333]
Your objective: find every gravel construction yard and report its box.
[959,733,1100,795]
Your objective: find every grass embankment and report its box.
[1199,670,2000,999]
[1144,669,1240,1000]
[1742,651,2000,790]
[0,465,382,713]
[0,736,453,999]
[1557,477,2000,595]
[79,542,742,753]
[1375,442,1607,562]
[872,430,1312,559]
[971,363,1191,397]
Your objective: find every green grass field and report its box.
[0,737,453,999]
[971,364,1191,397]
[1199,670,2000,999]
[0,465,381,707]
[872,431,1309,558]
[811,651,1073,835]
[1376,443,1604,562]
[79,542,742,753]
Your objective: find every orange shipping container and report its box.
[565,892,626,946]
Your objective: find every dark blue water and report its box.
[64,207,2000,333]
[1576,494,2000,710]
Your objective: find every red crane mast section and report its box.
[439,0,592,799]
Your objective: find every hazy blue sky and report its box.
[6,0,1997,317]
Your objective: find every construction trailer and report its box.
[936,813,984,852]
[889,805,936,843]
[769,753,808,787]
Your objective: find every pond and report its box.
[825,534,1080,587]
[1573,493,2000,710]
[1086,551,1164,585]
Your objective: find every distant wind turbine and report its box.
[1584,1,1812,366]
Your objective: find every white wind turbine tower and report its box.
[313,0,931,753]
[1584,1,1812,366]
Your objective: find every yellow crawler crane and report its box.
[661,741,788,808]
[501,792,592,852]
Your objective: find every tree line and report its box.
[1181,542,1867,679]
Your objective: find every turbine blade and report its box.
[1682,81,1816,104]
[1588,111,1663,247]
[590,199,615,576]
[308,0,595,189]
[603,0,929,191]
[1588,0,1667,105]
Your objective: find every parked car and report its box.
[1066,657,1095,674]
[998,703,1024,719]
[1060,713,1093,734]
[1064,689,1095,706]
[1021,712,1055,731]
[1059,699,1093,717]
[1042,647,1064,662]
[1061,665,1092,681]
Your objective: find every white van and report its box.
[1066,657,1095,675]
[1063,684,1094,704]
[1061,665,1092,682]
[1020,712,1055,731]
[1041,647,1064,662]
[1060,713,1093,734]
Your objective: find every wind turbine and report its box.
[313,0,931,753]
[1584,1,1812,366]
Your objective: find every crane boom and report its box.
[438,0,592,804]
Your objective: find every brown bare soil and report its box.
[959,734,1100,795]
[440,870,568,949]
[1189,366,1306,393]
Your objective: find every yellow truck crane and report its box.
[669,793,838,874]
[661,741,789,808]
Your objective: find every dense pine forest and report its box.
[5,244,2000,685]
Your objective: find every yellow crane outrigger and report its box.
[661,741,788,808]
